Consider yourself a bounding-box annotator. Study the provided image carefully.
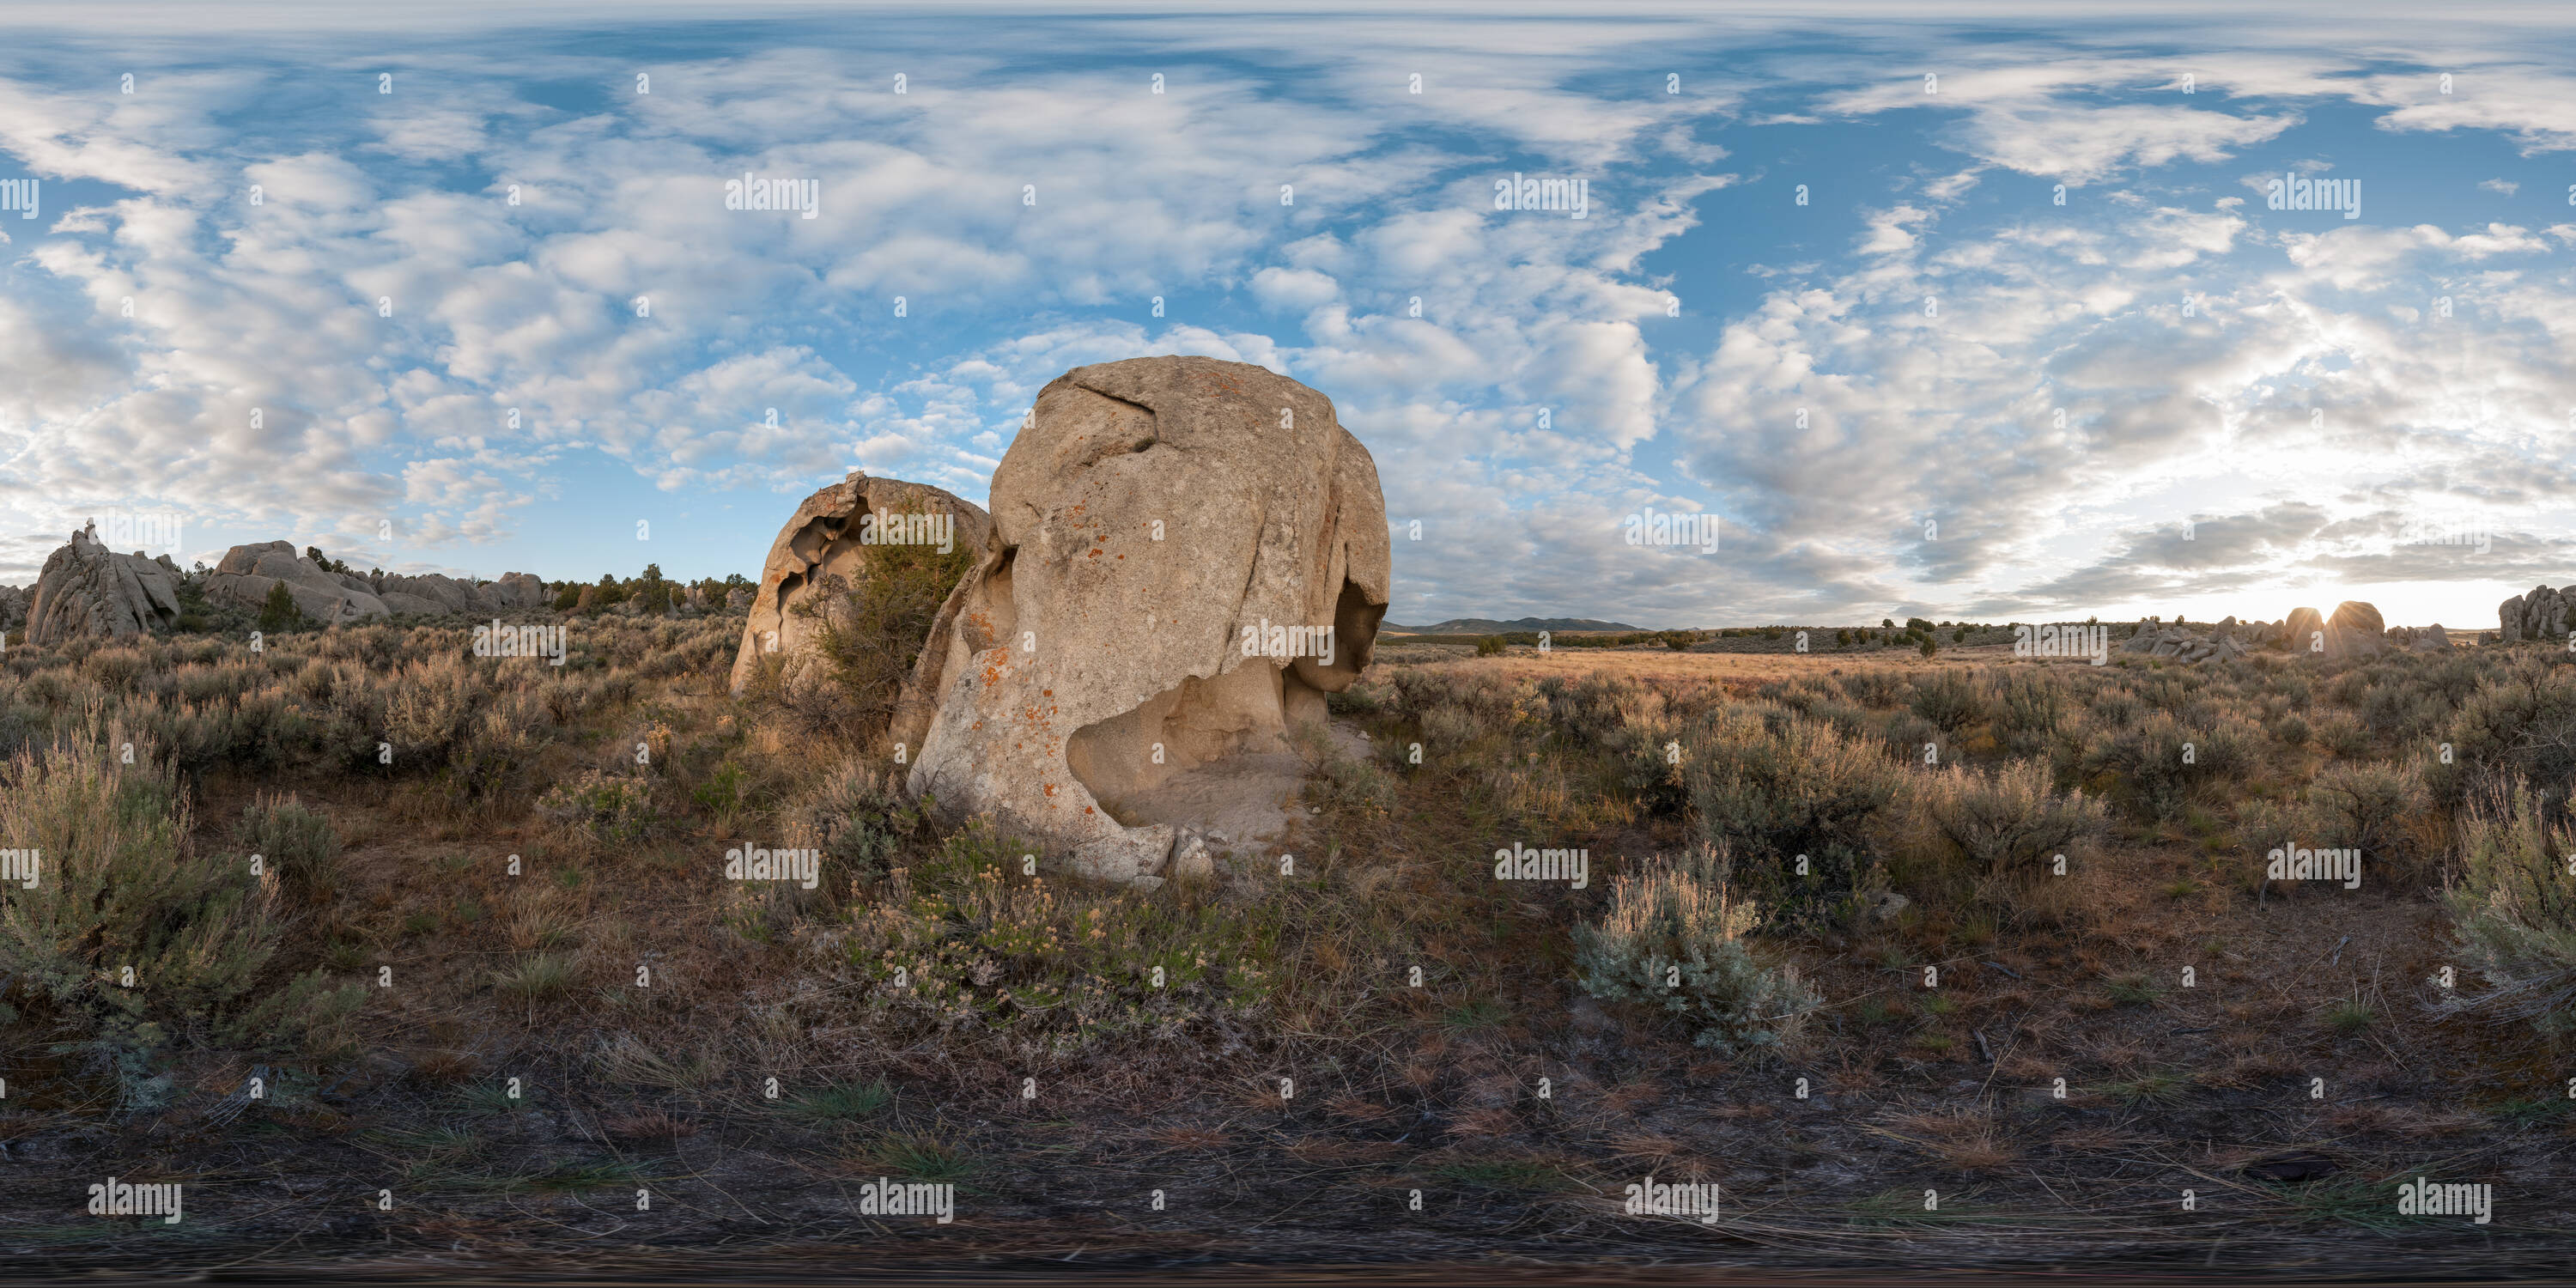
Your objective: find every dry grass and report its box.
[3,610,2570,1268]
[1885,1109,2022,1170]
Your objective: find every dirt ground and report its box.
[3,642,2569,1279]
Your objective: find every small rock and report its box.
[1068,824,1177,887]
[1167,829,1216,881]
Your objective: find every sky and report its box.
[1,2,2571,629]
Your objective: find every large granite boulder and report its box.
[2500,585,2571,644]
[204,541,389,625]
[376,572,483,615]
[2404,623,2452,653]
[24,524,184,645]
[2117,618,2246,664]
[2281,606,2327,654]
[727,471,995,738]
[491,572,550,610]
[0,584,26,633]
[2325,600,2387,658]
[363,568,550,617]
[906,356,1391,885]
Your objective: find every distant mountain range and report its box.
[1382,617,1648,635]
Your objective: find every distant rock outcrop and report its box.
[2120,617,2253,664]
[25,523,184,645]
[375,568,551,616]
[0,583,27,633]
[2499,585,2571,643]
[2257,602,2390,659]
[204,542,391,625]
[204,543,553,622]
[2398,623,2452,653]
[2110,601,2409,664]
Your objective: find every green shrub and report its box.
[1474,635,1505,658]
[2234,798,2306,896]
[1686,708,1900,923]
[2428,659,2576,807]
[794,761,908,885]
[537,768,659,844]
[2270,713,2312,747]
[1915,760,2106,886]
[1573,848,1818,1054]
[2088,688,2143,731]
[692,760,747,820]
[809,539,976,747]
[1838,669,1907,709]
[2081,710,2257,822]
[257,581,306,634]
[2306,760,2428,873]
[232,792,343,903]
[2441,786,2576,1035]
[2312,710,2373,759]
[1883,712,1940,765]
[1909,669,1983,732]
[832,818,1277,1046]
[1984,669,2067,758]
[0,733,362,1103]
